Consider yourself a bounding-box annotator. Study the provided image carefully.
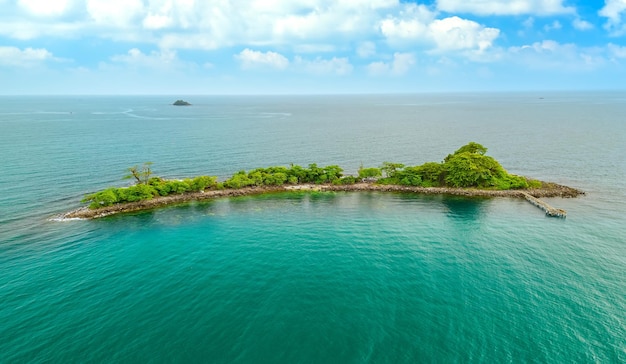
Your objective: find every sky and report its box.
[1,0,626,94]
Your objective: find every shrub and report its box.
[416,162,444,186]
[83,188,118,209]
[527,179,543,188]
[188,176,217,191]
[224,172,254,189]
[287,165,307,183]
[376,177,400,185]
[157,184,171,196]
[122,184,158,202]
[333,175,358,185]
[505,175,529,189]
[169,180,191,194]
[380,162,405,178]
[264,172,288,186]
[358,167,382,179]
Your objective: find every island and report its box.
[173,100,191,106]
[61,142,584,219]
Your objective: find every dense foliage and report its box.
[223,164,345,189]
[82,143,539,209]
[82,175,218,209]
[379,142,529,189]
[358,167,382,179]
[83,164,347,209]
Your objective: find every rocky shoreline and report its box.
[61,182,584,220]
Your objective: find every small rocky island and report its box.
[173,100,191,106]
[61,142,584,220]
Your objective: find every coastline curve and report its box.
[60,182,584,220]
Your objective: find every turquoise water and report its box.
[1,93,625,362]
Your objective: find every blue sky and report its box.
[1,0,625,94]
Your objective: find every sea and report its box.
[0,93,624,363]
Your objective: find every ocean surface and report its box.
[0,93,624,363]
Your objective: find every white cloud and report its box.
[543,20,562,32]
[18,0,72,17]
[87,0,144,27]
[508,40,606,70]
[268,1,394,42]
[367,52,415,75]
[0,1,495,62]
[295,56,353,75]
[391,52,416,74]
[599,0,626,23]
[437,0,575,16]
[235,49,290,70]
[293,44,336,53]
[523,40,561,52]
[159,34,221,51]
[379,4,435,42]
[600,0,626,35]
[367,61,389,75]
[523,17,535,29]
[143,13,173,30]
[0,46,56,66]
[110,48,178,68]
[608,43,626,58]
[380,18,428,40]
[429,17,500,52]
[357,41,376,58]
[3,0,611,76]
[380,6,499,54]
[572,18,594,31]
[3,1,384,51]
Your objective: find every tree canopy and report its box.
[378,142,528,189]
[82,142,533,209]
[124,162,153,185]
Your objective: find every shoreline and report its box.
[61,182,584,220]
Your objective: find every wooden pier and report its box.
[520,192,567,218]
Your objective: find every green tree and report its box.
[306,163,324,183]
[248,170,265,186]
[444,142,487,162]
[444,152,505,187]
[122,184,159,201]
[323,165,343,182]
[287,165,307,184]
[82,188,118,208]
[396,166,422,186]
[358,167,382,179]
[380,162,405,178]
[416,162,445,186]
[264,172,288,186]
[166,180,190,194]
[188,176,217,191]
[225,171,254,189]
[124,162,154,185]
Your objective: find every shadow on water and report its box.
[389,192,488,220]
[92,191,490,228]
[441,196,489,220]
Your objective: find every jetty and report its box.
[521,192,566,218]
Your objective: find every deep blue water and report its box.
[1,93,625,363]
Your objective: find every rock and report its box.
[173,100,191,106]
